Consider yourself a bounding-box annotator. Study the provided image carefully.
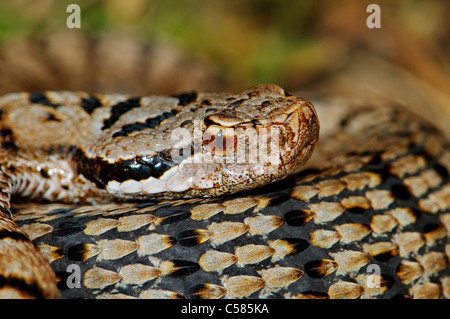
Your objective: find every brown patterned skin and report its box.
[4,94,450,299]
[0,84,319,298]
[0,34,448,299]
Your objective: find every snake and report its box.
[0,35,449,300]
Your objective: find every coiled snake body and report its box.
[0,39,448,299]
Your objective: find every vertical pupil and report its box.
[216,129,223,151]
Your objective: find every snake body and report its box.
[0,35,449,299]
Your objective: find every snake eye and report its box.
[203,125,236,156]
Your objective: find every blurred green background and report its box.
[0,0,449,135]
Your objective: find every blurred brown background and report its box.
[0,0,449,137]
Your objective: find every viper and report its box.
[0,35,448,299]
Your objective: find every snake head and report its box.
[187,84,320,196]
[79,84,319,200]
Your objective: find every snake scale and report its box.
[0,34,449,299]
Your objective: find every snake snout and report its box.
[266,97,320,175]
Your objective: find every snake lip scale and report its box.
[0,83,449,299]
